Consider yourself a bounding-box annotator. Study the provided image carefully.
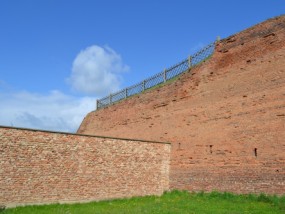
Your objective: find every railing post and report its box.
[125,88,127,98]
[163,69,167,82]
[142,80,146,91]
[188,55,192,68]
[96,99,99,109]
[109,93,112,104]
[216,36,221,43]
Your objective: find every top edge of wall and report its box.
[0,125,171,145]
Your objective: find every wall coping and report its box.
[0,125,171,145]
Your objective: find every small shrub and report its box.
[0,205,5,212]
[257,193,272,203]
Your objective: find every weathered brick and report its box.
[77,15,285,195]
[0,126,170,207]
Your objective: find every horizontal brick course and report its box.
[0,126,170,207]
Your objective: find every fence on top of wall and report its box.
[96,41,216,110]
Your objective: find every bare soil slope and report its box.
[78,15,285,195]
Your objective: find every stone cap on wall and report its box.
[0,125,171,145]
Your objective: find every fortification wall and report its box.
[0,126,170,208]
[78,16,285,195]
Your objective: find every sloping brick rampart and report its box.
[78,16,285,195]
[0,126,170,208]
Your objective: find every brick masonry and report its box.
[78,16,285,195]
[0,126,171,207]
[1,16,285,209]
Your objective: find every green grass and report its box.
[2,190,285,214]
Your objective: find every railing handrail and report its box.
[96,40,216,110]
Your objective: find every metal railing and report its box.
[97,41,216,110]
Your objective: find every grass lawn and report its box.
[2,190,285,214]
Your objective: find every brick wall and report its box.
[0,126,170,208]
[77,16,285,195]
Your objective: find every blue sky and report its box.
[0,0,284,132]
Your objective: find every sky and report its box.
[0,0,284,133]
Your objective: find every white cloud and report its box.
[0,45,128,132]
[68,45,129,96]
[0,90,95,132]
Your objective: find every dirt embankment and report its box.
[78,15,285,195]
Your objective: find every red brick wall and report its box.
[77,16,285,195]
[0,126,170,208]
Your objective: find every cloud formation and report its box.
[0,45,127,132]
[68,45,129,96]
[0,90,95,132]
